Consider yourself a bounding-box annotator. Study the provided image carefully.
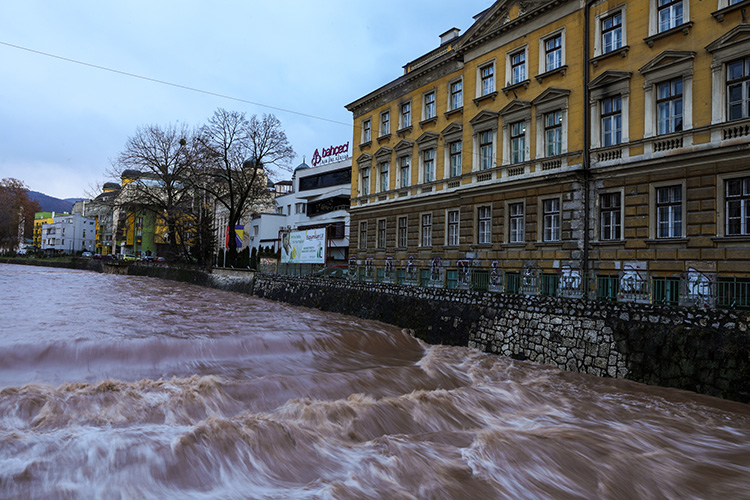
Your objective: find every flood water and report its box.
[1,264,749,499]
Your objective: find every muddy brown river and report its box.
[1,264,749,499]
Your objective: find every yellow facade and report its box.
[33,213,54,249]
[346,0,750,305]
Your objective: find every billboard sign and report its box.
[281,228,326,264]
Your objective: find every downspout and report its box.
[582,0,595,281]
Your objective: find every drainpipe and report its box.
[582,0,596,281]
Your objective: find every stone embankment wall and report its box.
[252,275,750,403]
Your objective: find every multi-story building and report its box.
[40,213,96,254]
[33,212,55,250]
[248,154,352,267]
[345,0,750,306]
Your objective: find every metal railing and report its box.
[307,264,750,311]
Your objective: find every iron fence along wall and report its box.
[301,262,750,311]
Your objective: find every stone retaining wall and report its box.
[253,275,750,403]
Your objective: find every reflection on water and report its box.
[1,264,749,499]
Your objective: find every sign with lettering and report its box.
[311,142,350,167]
[281,228,326,264]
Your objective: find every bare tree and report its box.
[196,109,294,266]
[0,178,40,252]
[113,123,200,260]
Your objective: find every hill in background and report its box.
[28,191,74,213]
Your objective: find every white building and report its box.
[249,154,351,264]
[41,213,96,254]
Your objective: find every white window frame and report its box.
[649,180,686,239]
[590,73,631,149]
[377,218,387,249]
[707,27,750,126]
[449,78,464,110]
[477,205,492,245]
[717,173,750,237]
[423,90,436,121]
[539,29,565,74]
[477,60,496,97]
[398,155,411,189]
[501,106,531,166]
[598,190,624,241]
[420,212,433,247]
[479,130,494,170]
[594,6,627,58]
[641,55,693,139]
[397,216,408,248]
[399,101,412,130]
[648,0,689,36]
[446,209,460,246]
[509,121,528,164]
[506,46,529,86]
[361,118,372,144]
[600,96,623,147]
[378,161,390,193]
[360,167,370,196]
[421,148,436,184]
[359,221,368,249]
[448,140,462,177]
[539,196,562,242]
[380,110,391,137]
[506,200,525,244]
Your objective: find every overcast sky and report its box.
[0,1,490,200]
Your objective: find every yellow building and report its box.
[345,0,750,307]
[33,212,55,250]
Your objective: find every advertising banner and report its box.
[281,228,326,264]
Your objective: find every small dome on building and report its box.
[294,161,310,173]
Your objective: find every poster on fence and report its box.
[281,228,326,264]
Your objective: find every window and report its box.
[542,198,560,242]
[657,78,683,134]
[424,92,436,120]
[450,80,463,110]
[480,63,495,96]
[295,203,306,214]
[447,210,459,246]
[656,185,682,238]
[377,219,386,248]
[658,0,683,33]
[380,110,390,136]
[509,202,524,243]
[360,167,370,196]
[510,50,526,84]
[480,131,493,170]
[727,57,750,121]
[601,12,623,54]
[379,161,390,192]
[601,96,622,146]
[449,141,462,177]
[400,102,411,129]
[423,149,435,183]
[477,206,491,244]
[421,213,432,247]
[398,216,408,247]
[600,192,622,240]
[359,221,368,249]
[399,156,410,188]
[544,34,562,72]
[726,177,750,236]
[362,119,371,143]
[544,111,563,157]
[511,122,526,163]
